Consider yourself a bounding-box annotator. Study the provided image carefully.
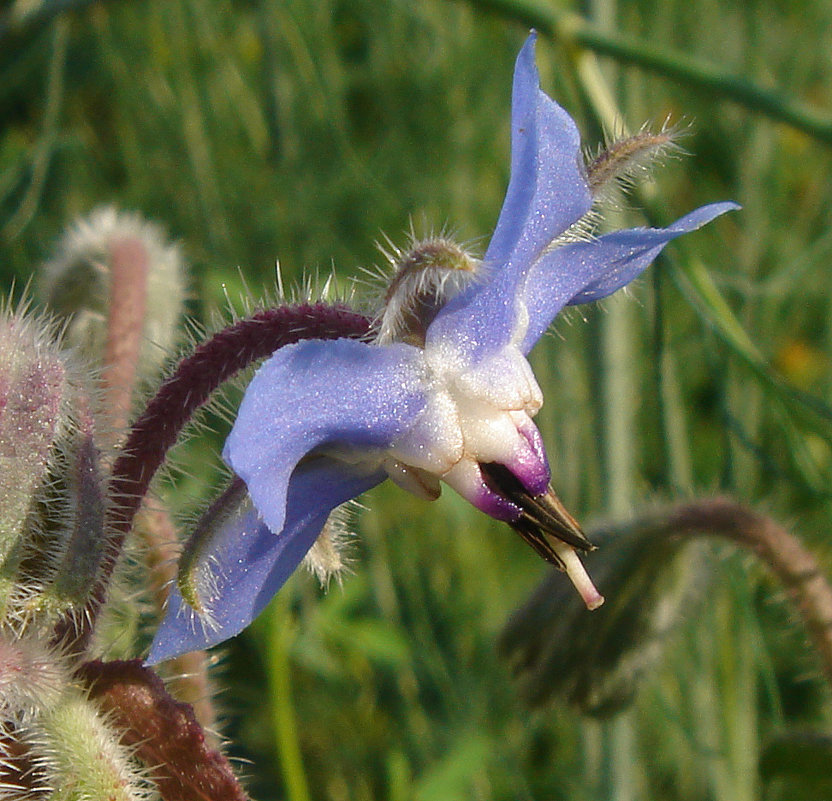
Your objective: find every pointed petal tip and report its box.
[144,651,165,667]
[673,200,741,232]
[705,199,742,217]
[145,640,179,666]
[146,608,229,665]
[145,615,209,665]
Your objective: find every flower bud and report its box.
[0,635,66,720]
[375,236,479,346]
[40,206,186,389]
[0,307,107,628]
[27,424,107,622]
[79,659,248,801]
[0,309,70,619]
[500,512,706,716]
[22,691,152,800]
[586,126,680,200]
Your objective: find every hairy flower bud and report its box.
[0,309,70,620]
[79,659,248,801]
[40,206,186,401]
[21,692,155,800]
[375,236,479,346]
[586,126,680,200]
[0,306,107,629]
[0,640,155,799]
[500,512,706,716]
[0,635,66,720]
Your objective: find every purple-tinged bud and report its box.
[0,306,107,630]
[28,418,107,624]
[0,309,70,619]
[77,659,249,801]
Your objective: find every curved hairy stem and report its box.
[666,498,832,688]
[54,303,372,652]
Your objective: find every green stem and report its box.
[578,6,639,793]
[470,0,832,145]
[652,266,695,493]
[264,596,312,801]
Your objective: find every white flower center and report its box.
[382,341,544,494]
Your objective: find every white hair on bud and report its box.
[21,691,157,800]
[0,301,114,633]
[371,233,481,347]
[40,206,187,384]
[0,636,68,721]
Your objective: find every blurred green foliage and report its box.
[3,0,832,799]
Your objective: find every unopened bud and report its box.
[0,307,107,629]
[375,236,478,346]
[0,635,66,720]
[0,309,70,619]
[24,692,152,800]
[40,206,186,388]
[586,127,680,200]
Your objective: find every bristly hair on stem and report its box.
[52,303,373,654]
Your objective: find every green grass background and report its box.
[3,0,832,798]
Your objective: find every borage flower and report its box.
[148,33,736,663]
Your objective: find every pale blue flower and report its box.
[148,34,736,663]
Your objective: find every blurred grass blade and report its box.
[672,254,832,491]
[470,0,832,145]
[413,734,491,801]
[673,256,763,363]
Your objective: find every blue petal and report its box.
[224,337,425,536]
[518,201,740,352]
[486,33,592,268]
[147,458,384,663]
[427,33,592,361]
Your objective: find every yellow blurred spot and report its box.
[775,340,825,388]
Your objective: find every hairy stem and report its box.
[102,235,150,437]
[663,498,832,688]
[55,303,372,652]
